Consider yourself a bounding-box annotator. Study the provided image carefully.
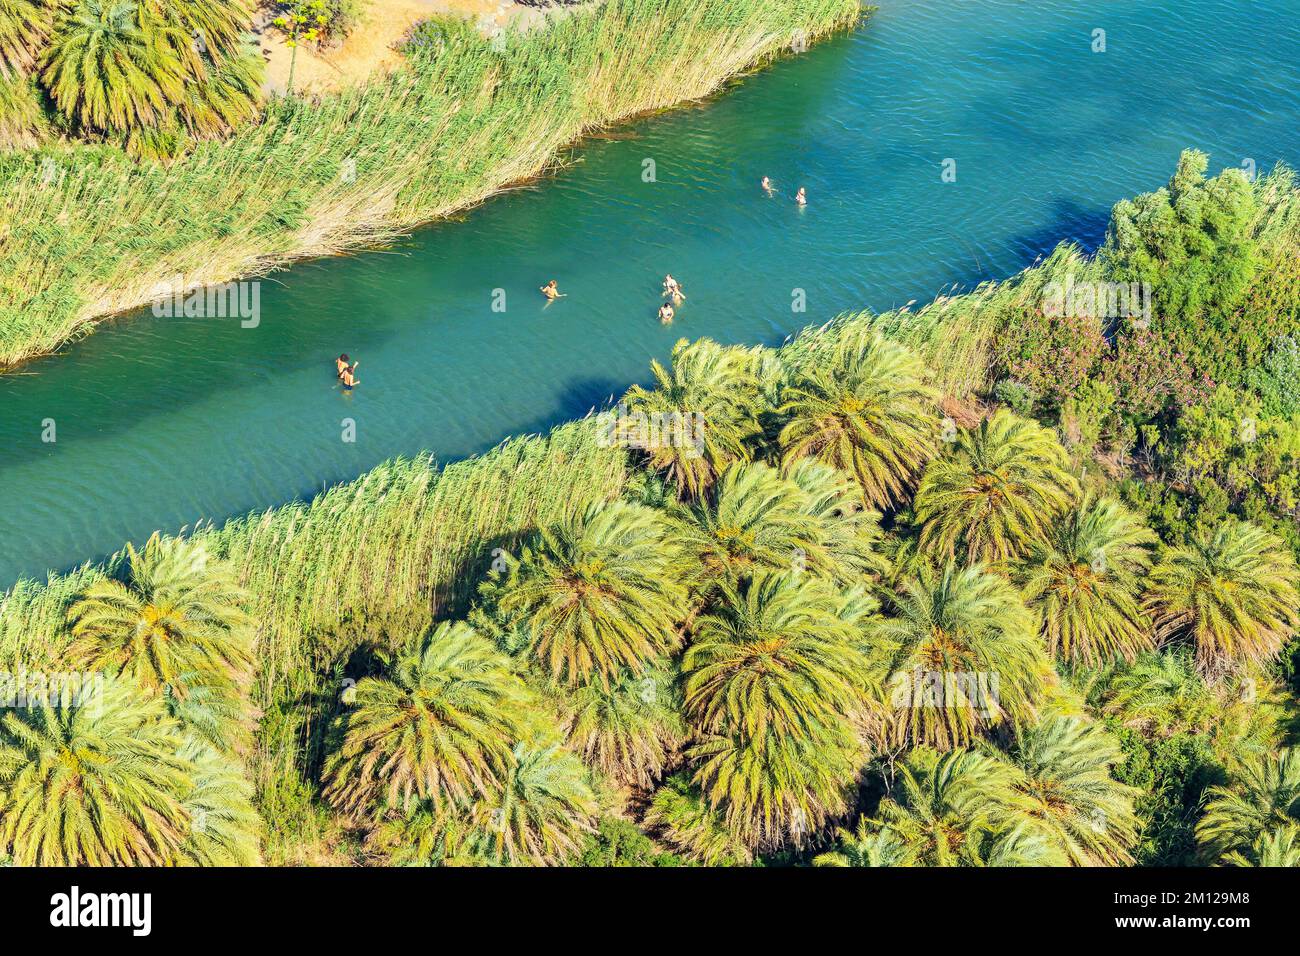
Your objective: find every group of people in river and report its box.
[538,177,802,327]
[762,175,807,206]
[341,176,806,382]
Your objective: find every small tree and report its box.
[272,1,332,95]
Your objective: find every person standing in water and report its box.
[795,187,807,206]
[339,358,359,389]
[336,354,350,379]
[658,301,675,324]
[663,274,685,300]
[540,279,565,300]
[761,176,774,193]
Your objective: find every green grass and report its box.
[0,0,864,370]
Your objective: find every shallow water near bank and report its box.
[2,0,1298,588]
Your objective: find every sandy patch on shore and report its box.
[257,0,581,94]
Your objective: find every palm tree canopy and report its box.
[617,337,767,500]
[66,533,252,695]
[1022,494,1157,666]
[914,409,1079,564]
[1197,748,1300,862]
[321,620,530,819]
[778,328,938,509]
[1003,716,1140,866]
[1144,519,1300,679]
[683,573,874,850]
[881,562,1051,749]
[0,675,191,866]
[476,501,688,687]
[867,747,1065,866]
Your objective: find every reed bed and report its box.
[0,417,629,831]
[0,0,864,370]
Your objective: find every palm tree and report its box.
[914,409,1079,564]
[881,562,1050,749]
[179,741,261,866]
[468,739,597,866]
[1197,749,1300,863]
[644,773,752,865]
[813,816,918,866]
[0,0,51,77]
[1022,495,1157,665]
[673,462,827,595]
[1224,824,1300,867]
[475,501,688,688]
[43,0,185,134]
[783,458,889,583]
[152,0,251,52]
[778,329,938,509]
[66,533,252,695]
[553,665,684,790]
[616,337,766,500]
[866,747,1064,866]
[0,675,191,866]
[40,0,260,144]
[321,621,530,820]
[1144,519,1300,679]
[682,572,874,850]
[1004,717,1140,865]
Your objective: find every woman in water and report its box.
[761,175,774,193]
[795,187,807,206]
[340,359,359,389]
[663,274,685,300]
[336,354,350,379]
[540,279,564,300]
[658,301,675,324]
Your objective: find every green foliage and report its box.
[880,562,1050,749]
[1145,519,1300,679]
[1108,723,1222,867]
[474,501,688,687]
[320,621,530,819]
[778,328,939,509]
[683,572,873,852]
[1020,494,1157,666]
[572,817,688,867]
[914,410,1079,564]
[1102,149,1261,353]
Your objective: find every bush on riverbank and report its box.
[0,0,863,370]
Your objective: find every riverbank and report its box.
[0,0,863,371]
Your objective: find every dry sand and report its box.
[257,0,583,94]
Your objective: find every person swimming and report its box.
[658,301,675,324]
[540,279,564,300]
[336,353,350,379]
[795,187,807,206]
[761,175,774,193]
[663,274,685,300]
